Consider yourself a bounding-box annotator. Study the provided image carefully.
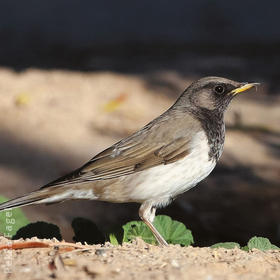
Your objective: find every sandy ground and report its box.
[0,237,280,280]
[0,67,279,278]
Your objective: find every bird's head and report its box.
[177,76,259,114]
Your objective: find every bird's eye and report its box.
[214,85,225,94]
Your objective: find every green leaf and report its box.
[211,242,240,249]
[247,236,279,251]
[241,246,249,252]
[122,215,194,246]
[123,220,156,245]
[0,196,29,237]
[109,233,120,245]
[106,225,124,245]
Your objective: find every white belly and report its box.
[123,131,216,203]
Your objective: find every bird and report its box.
[0,76,259,246]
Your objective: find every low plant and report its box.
[110,215,194,246]
[211,237,279,251]
[0,199,278,251]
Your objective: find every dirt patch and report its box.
[0,237,280,280]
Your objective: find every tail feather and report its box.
[0,193,44,211]
[0,186,96,211]
[0,187,70,211]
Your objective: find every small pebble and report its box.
[95,249,107,257]
[21,267,31,273]
[171,259,180,268]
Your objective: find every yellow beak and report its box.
[230,83,260,95]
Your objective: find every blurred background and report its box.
[0,0,279,246]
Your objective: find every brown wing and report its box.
[42,112,198,188]
[79,136,190,180]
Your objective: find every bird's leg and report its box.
[139,202,168,246]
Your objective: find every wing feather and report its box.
[41,112,197,188]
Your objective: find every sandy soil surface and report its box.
[1,237,280,280]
